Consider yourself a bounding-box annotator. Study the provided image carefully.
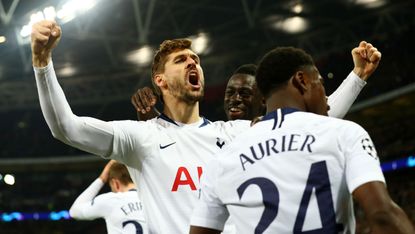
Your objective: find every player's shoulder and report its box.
[110,117,168,130]
[96,191,118,200]
[97,191,139,204]
[297,111,364,131]
[90,192,119,208]
[210,119,250,129]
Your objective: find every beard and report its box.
[168,80,204,104]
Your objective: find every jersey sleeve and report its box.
[69,178,112,220]
[341,122,385,193]
[33,62,121,157]
[108,120,156,167]
[190,159,229,231]
[327,71,366,118]
[34,62,153,166]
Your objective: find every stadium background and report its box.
[0,0,414,233]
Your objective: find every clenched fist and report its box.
[31,20,62,67]
[352,41,382,81]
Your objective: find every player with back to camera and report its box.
[189,46,414,234]
[70,160,147,234]
[31,19,383,233]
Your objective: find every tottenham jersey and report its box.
[70,182,147,234]
[107,115,250,234]
[34,63,367,234]
[191,108,385,234]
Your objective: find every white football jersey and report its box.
[108,115,250,234]
[34,63,367,234]
[70,179,147,234]
[191,108,385,234]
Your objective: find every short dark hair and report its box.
[256,47,314,98]
[151,38,192,97]
[108,162,133,186]
[232,64,257,76]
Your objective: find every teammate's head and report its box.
[108,162,134,192]
[151,38,204,104]
[256,47,328,116]
[224,64,265,120]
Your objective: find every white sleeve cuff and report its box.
[33,60,54,74]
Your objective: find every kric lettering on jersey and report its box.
[240,134,316,171]
[120,202,143,216]
[171,166,203,192]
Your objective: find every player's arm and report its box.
[189,160,229,234]
[69,178,105,220]
[131,87,160,120]
[327,41,381,118]
[31,20,121,157]
[343,123,414,233]
[353,181,414,234]
[69,161,115,219]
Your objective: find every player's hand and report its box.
[99,160,116,183]
[352,41,381,81]
[131,87,158,114]
[250,116,263,126]
[31,20,61,68]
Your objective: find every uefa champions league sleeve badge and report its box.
[361,138,378,160]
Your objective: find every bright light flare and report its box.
[0,36,6,43]
[190,33,209,54]
[272,16,309,34]
[20,0,99,38]
[57,0,98,22]
[126,46,154,66]
[292,3,303,14]
[19,8,55,37]
[4,174,15,185]
[58,63,77,77]
[354,0,386,8]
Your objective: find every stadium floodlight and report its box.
[20,10,46,37]
[58,63,77,77]
[126,45,154,66]
[353,0,386,8]
[19,0,100,38]
[0,36,6,43]
[190,33,209,55]
[4,174,15,185]
[57,0,98,23]
[292,3,303,14]
[272,16,309,34]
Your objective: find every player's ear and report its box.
[154,74,167,89]
[291,71,307,95]
[115,179,121,191]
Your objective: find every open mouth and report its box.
[188,70,200,87]
[228,107,244,115]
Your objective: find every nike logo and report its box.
[159,142,176,149]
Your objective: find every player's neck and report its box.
[265,89,305,114]
[119,183,136,192]
[162,99,200,124]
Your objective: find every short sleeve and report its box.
[342,122,385,193]
[190,159,229,231]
